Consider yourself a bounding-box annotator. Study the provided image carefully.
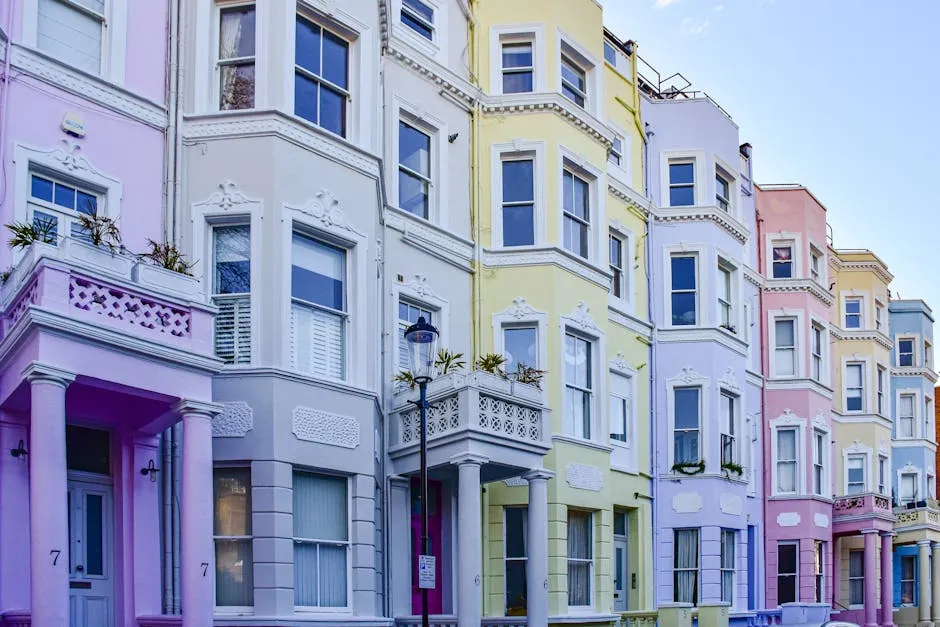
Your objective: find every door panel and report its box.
[411,479,443,614]
[68,481,113,627]
[614,536,628,612]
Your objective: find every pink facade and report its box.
[0,2,218,626]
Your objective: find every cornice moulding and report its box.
[481,246,611,289]
[384,44,479,108]
[763,278,834,305]
[385,207,474,269]
[11,44,167,129]
[481,92,616,148]
[654,205,750,244]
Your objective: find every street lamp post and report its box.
[404,316,439,627]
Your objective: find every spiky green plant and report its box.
[143,239,195,275]
[514,363,546,390]
[434,348,466,374]
[76,214,122,252]
[394,370,417,390]
[6,219,57,249]
[474,353,507,376]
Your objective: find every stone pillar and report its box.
[832,536,841,609]
[25,364,74,627]
[918,540,932,627]
[863,531,878,627]
[452,454,487,627]
[388,476,412,618]
[932,541,940,626]
[658,603,693,627]
[698,603,730,627]
[177,400,221,627]
[881,532,894,627]
[524,469,554,627]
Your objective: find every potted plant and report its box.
[671,460,706,476]
[394,348,467,391]
[62,215,136,276]
[132,239,200,298]
[6,219,57,249]
[721,461,744,478]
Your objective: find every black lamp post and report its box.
[403,315,439,627]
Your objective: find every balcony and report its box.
[832,492,895,534]
[0,239,214,358]
[388,371,551,478]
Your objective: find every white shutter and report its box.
[37,0,104,75]
[214,295,251,364]
[291,302,345,379]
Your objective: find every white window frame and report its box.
[929,472,936,500]
[608,225,635,313]
[777,541,799,605]
[719,390,738,468]
[503,506,528,615]
[770,411,806,496]
[392,275,448,386]
[714,157,737,215]
[843,359,867,414]
[666,368,709,471]
[558,149,603,265]
[607,124,630,183]
[876,364,887,416]
[810,320,827,384]
[877,455,888,495]
[609,359,639,473]
[770,241,795,279]
[810,246,823,283]
[900,554,917,606]
[844,452,868,495]
[775,427,799,496]
[489,25,546,96]
[664,247,703,329]
[25,169,104,245]
[492,297,547,377]
[390,0,448,63]
[215,1,257,112]
[812,428,827,496]
[897,467,921,506]
[814,541,825,604]
[897,335,918,368]
[556,30,601,116]
[772,316,798,379]
[673,528,700,605]
[666,158,696,208]
[213,465,254,612]
[291,469,352,612]
[211,221,254,366]
[848,549,864,607]
[875,300,885,332]
[717,257,738,334]
[843,294,864,330]
[23,0,128,83]
[563,330,596,441]
[280,198,368,387]
[491,141,546,248]
[764,232,803,280]
[400,0,435,42]
[566,509,595,611]
[720,529,735,606]
[392,102,448,225]
[926,340,933,370]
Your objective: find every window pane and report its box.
[503,160,534,202]
[779,543,797,572]
[54,182,75,209]
[76,191,97,216]
[399,171,429,218]
[671,257,696,290]
[561,58,585,92]
[294,72,319,122]
[294,542,319,606]
[31,175,54,201]
[216,539,253,606]
[670,185,694,207]
[291,234,345,310]
[221,64,255,110]
[775,320,794,347]
[674,388,699,430]
[502,43,532,68]
[85,493,103,576]
[220,6,256,59]
[846,364,862,387]
[506,559,527,612]
[503,71,533,94]
[295,16,321,73]
[319,86,347,136]
[321,30,349,89]
[502,204,534,246]
[669,163,694,185]
[505,508,527,558]
[671,293,696,326]
[293,472,347,541]
[214,226,251,295]
[399,122,431,177]
[214,468,251,536]
[777,429,796,460]
[604,42,617,65]
[504,326,537,372]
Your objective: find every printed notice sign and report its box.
[418,554,436,589]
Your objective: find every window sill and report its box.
[552,434,613,453]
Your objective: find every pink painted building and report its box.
[757,185,836,611]
[0,2,218,627]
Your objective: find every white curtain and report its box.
[294,472,347,607]
[38,0,103,75]
[720,530,734,604]
[849,551,864,605]
[776,430,796,492]
[675,529,698,604]
[567,512,592,606]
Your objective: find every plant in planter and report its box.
[514,363,546,390]
[721,461,744,477]
[474,352,507,376]
[395,348,467,390]
[6,218,57,249]
[142,239,196,276]
[76,214,123,253]
[671,460,706,475]
[0,267,11,285]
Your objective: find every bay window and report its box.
[562,169,590,259]
[846,454,865,494]
[290,233,347,379]
[670,255,697,326]
[293,471,349,608]
[501,158,535,246]
[505,507,527,615]
[218,4,256,110]
[213,468,253,607]
[564,333,593,439]
[295,14,349,137]
[39,0,106,75]
[776,428,797,494]
[673,529,699,604]
[567,511,593,607]
[673,387,700,465]
[561,55,587,107]
[213,225,252,365]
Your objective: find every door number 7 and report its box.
[51,550,61,566]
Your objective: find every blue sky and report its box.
[601,0,940,312]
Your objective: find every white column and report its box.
[177,400,221,627]
[918,540,932,627]
[525,469,554,627]
[389,476,412,618]
[25,363,74,627]
[932,541,940,626]
[452,454,487,627]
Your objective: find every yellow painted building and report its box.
[469,0,654,621]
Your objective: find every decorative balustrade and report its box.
[832,492,893,516]
[895,502,940,528]
[394,618,458,627]
[746,609,783,626]
[622,609,659,627]
[0,239,213,355]
[391,371,550,450]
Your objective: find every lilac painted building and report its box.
[0,2,219,627]
[641,73,765,623]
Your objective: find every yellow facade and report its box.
[471,0,653,620]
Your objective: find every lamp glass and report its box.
[404,316,439,382]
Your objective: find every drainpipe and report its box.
[172,422,182,613]
[755,205,767,611]
[0,0,16,205]
[165,0,184,242]
[161,428,173,613]
[643,121,658,609]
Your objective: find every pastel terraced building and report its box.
[0,2,220,627]
[642,68,765,622]
[827,248,895,627]
[469,0,655,623]
[888,299,940,627]
[756,185,834,612]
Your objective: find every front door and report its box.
[68,480,113,627]
[614,535,629,612]
[411,478,443,614]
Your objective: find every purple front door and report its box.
[411,478,443,614]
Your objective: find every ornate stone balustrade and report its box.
[389,371,551,474]
[895,501,940,529]
[833,493,892,515]
[622,610,659,627]
[0,239,214,356]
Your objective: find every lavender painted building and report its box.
[0,2,220,627]
[641,72,765,622]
